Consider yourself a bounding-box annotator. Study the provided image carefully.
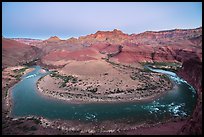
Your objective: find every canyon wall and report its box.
[2,38,42,69]
[177,54,202,135]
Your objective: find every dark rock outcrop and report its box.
[177,54,202,135]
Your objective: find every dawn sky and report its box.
[2,2,202,40]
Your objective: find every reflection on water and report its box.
[11,66,197,123]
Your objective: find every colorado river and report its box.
[11,65,197,123]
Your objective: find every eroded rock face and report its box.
[177,55,202,135]
[4,27,200,68]
[2,38,42,69]
[78,29,130,45]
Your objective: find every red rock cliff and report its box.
[177,54,202,135]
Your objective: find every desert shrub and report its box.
[88,88,98,93]
[103,73,108,75]
[13,67,28,73]
[160,74,170,81]
[33,118,41,124]
[5,88,9,97]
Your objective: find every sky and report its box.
[2,2,202,40]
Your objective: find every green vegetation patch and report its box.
[12,66,29,80]
[140,61,181,67]
[140,61,182,72]
[140,67,152,73]
[13,66,29,73]
[4,87,9,97]
[50,71,78,88]
[86,86,98,93]
[159,74,171,82]
[14,74,21,80]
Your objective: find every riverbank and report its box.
[2,66,37,134]
[3,114,187,135]
[2,66,35,113]
[37,116,187,135]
